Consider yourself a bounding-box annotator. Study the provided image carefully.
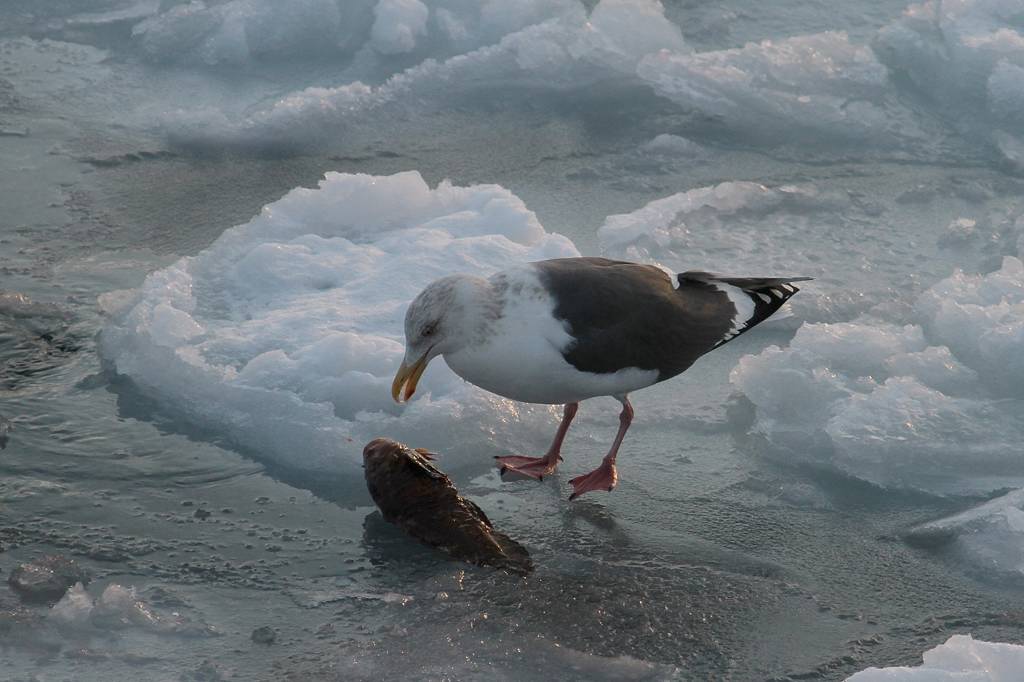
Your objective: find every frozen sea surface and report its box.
[3,1,1024,680]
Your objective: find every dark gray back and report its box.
[534,257,736,380]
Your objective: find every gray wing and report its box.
[534,258,807,381]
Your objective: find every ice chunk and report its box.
[731,323,925,437]
[370,0,428,55]
[995,130,1024,171]
[92,584,163,630]
[938,217,979,246]
[640,133,705,157]
[916,257,1024,395]
[635,32,916,145]
[732,256,1024,495]
[846,634,1024,681]
[988,60,1024,130]
[49,583,94,628]
[161,0,685,151]
[580,0,689,73]
[100,171,579,475]
[825,377,1024,493]
[883,346,980,396]
[49,583,215,636]
[873,0,1024,140]
[132,0,588,68]
[131,0,372,65]
[905,489,1024,581]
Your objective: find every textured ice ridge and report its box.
[99,171,578,475]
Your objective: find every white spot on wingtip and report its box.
[713,282,755,331]
[770,288,784,297]
[756,292,771,303]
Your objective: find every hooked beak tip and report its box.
[391,354,429,404]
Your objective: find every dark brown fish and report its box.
[363,438,532,575]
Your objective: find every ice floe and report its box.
[100,171,578,475]
[846,634,1024,681]
[131,0,374,65]
[160,0,685,151]
[131,0,586,68]
[731,256,1024,495]
[636,31,919,144]
[905,488,1024,582]
[873,0,1024,161]
[27,0,1022,161]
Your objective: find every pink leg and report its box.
[496,402,579,480]
[568,397,633,500]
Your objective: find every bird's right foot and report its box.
[495,454,561,481]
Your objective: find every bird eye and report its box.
[421,323,436,338]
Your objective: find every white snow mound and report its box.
[99,171,579,475]
[846,634,1024,681]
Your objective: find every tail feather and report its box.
[680,271,811,348]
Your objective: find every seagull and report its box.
[392,257,809,500]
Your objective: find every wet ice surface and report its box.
[3,1,1024,680]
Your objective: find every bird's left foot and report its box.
[568,462,618,500]
[495,454,561,480]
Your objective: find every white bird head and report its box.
[392,274,484,402]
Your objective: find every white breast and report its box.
[442,265,659,405]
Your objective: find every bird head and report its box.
[392,275,472,402]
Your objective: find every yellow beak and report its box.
[391,353,430,403]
